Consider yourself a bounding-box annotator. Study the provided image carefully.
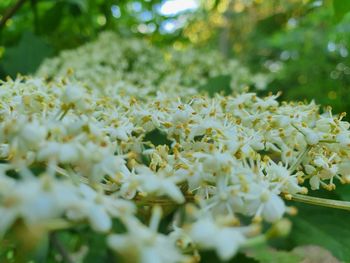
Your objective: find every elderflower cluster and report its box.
[1,75,350,262]
[36,32,269,97]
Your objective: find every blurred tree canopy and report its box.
[182,0,350,114]
[1,0,350,113]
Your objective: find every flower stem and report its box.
[290,145,312,172]
[288,193,350,211]
[41,219,76,231]
[241,235,267,248]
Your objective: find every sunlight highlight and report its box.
[159,0,199,16]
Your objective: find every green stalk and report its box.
[289,193,350,211]
[289,145,312,172]
[241,235,267,248]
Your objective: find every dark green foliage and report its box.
[333,0,350,23]
[144,129,173,147]
[239,3,350,115]
[288,203,350,261]
[199,75,232,96]
[2,32,52,77]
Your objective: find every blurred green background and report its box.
[1,0,350,114]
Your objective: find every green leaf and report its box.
[200,251,258,263]
[199,75,232,97]
[84,233,110,263]
[64,0,88,12]
[288,203,350,261]
[333,0,350,23]
[143,129,172,147]
[256,13,288,35]
[40,2,66,34]
[1,32,52,77]
[335,184,350,201]
[29,235,49,263]
[245,246,302,263]
[0,240,16,263]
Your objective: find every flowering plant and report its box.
[37,32,270,96]
[0,33,349,263]
[0,33,350,262]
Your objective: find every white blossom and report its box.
[1,62,350,260]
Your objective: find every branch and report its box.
[134,192,350,212]
[0,0,27,29]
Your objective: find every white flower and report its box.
[108,207,186,263]
[310,175,320,190]
[336,132,350,146]
[265,161,303,194]
[189,217,246,260]
[19,121,47,149]
[61,84,90,112]
[61,84,84,105]
[90,155,129,182]
[37,141,80,163]
[66,184,134,232]
[261,192,286,222]
[304,129,320,145]
[135,166,185,203]
[2,72,350,261]
[0,144,9,158]
[0,176,77,236]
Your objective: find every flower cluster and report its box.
[37,32,269,98]
[1,75,349,262]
